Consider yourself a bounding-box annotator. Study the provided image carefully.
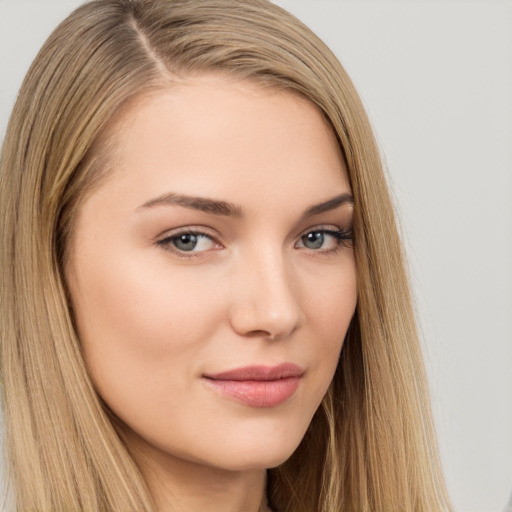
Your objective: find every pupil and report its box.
[305,232,324,249]
[174,234,198,251]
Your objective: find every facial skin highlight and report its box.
[66,75,357,512]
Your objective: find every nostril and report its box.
[245,329,274,339]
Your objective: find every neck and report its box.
[146,460,268,512]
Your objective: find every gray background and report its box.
[1,1,512,511]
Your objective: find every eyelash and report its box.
[155,226,353,259]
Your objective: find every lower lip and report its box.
[204,377,301,407]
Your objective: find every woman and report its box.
[0,1,451,511]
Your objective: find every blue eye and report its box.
[296,228,352,252]
[301,231,325,249]
[157,231,218,254]
[173,233,199,251]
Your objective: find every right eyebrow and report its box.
[300,193,354,220]
[137,192,243,218]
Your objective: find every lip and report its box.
[203,363,304,408]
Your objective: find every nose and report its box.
[228,248,304,341]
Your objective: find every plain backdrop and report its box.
[1,1,511,511]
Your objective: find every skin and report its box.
[67,75,357,512]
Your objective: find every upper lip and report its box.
[204,363,304,381]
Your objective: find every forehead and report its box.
[91,75,350,211]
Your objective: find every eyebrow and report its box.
[139,193,243,217]
[139,192,353,219]
[300,193,353,220]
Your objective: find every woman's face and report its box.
[67,75,357,473]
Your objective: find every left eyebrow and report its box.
[300,193,354,220]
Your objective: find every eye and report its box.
[156,229,221,255]
[296,228,352,252]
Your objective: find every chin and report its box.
[215,449,296,472]
[205,423,309,472]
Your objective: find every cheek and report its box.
[306,254,357,335]
[68,248,224,413]
[300,259,357,397]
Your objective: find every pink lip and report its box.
[203,363,303,408]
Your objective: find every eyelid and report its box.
[297,223,352,239]
[155,225,220,242]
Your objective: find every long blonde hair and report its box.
[0,1,451,511]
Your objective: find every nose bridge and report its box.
[230,243,303,339]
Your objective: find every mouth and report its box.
[202,363,304,408]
